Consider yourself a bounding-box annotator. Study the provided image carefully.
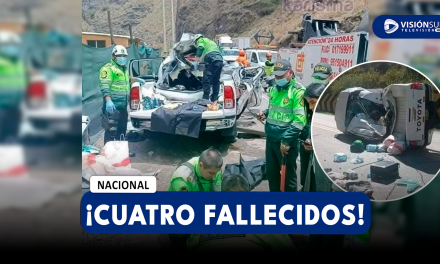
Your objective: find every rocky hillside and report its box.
[82,0,368,49]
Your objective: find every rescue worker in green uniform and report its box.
[0,31,27,143]
[185,174,298,251]
[167,148,223,192]
[264,52,274,77]
[99,44,145,145]
[257,59,306,192]
[193,34,223,108]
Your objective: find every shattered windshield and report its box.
[358,98,386,122]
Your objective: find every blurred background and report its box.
[0,0,81,249]
[368,0,440,250]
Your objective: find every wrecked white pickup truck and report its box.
[128,35,263,141]
[335,83,437,148]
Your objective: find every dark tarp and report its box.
[223,154,266,191]
[150,99,209,138]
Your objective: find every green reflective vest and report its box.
[264,60,274,76]
[167,157,222,192]
[196,38,221,62]
[0,56,27,107]
[266,79,305,128]
[99,60,130,109]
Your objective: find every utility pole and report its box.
[171,0,175,45]
[162,0,167,53]
[107,11,115,45]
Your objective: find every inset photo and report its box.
[311,61,440,201]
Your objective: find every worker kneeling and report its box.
[167,148,223,192]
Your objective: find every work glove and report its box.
[105,100,116,114]
[136,78,146,85]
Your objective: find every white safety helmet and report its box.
[193,34,203,42]
[112,45,128,56]
[0,30,21,45]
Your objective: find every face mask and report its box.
[275,78,289,87]
[115,57,127,66]
[0,45,20,58]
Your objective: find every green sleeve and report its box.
[167,178,190,191]
[196,47,204,57]
[99,66,112,98]
[281,88,306,145]
[300,122,310,141]
[196,39,205,57]
[263,87,274,117]
[212,171,222,192]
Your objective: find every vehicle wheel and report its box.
[236,100,248,120]
[221,123,237,143]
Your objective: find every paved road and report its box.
[312,112,440,201]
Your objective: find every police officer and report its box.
[311,62,333,85]
[99,45,144,145]
[0,31,27,143]
[257,59,306,192]
[193,34,223,109]
[167,148,223,192]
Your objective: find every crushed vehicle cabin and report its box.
[128,34,264,141]
[335,83,436,149]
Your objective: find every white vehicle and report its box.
[222,48,239,62]
[232,37,251,50]
[128,37,263,141]
[246,49,278,67]
[282,32,369,87]
[335,83,436,148]
[21,71,82,138]
[215,34,233,49]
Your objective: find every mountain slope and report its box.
[82,0,367,49]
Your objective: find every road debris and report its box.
[350,140,364,153]
[148,151,154,157]
[343,169,359,180]
[366,144,379,152]
[350,156,364,164]
[333,153,347,162]
[395,179,421,193]
[346,181,373,196]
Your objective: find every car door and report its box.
[249,52,259,67]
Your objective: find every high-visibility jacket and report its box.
[167,157,222,192]
[196,37,222,63]
[0,56,27,107]
[236,56,248,67]
[264,78,306,145]
[264,60,274,76]
[99,59,130,109]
